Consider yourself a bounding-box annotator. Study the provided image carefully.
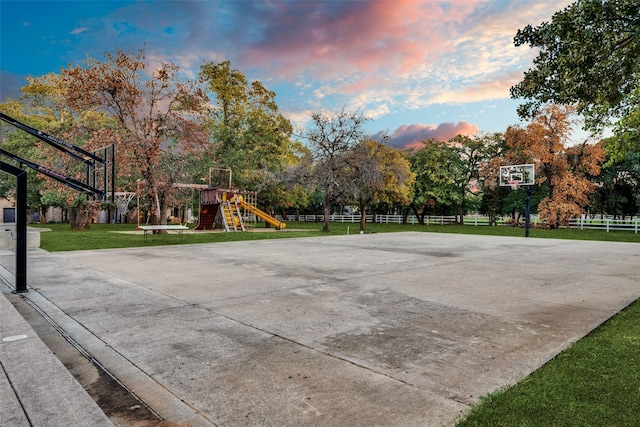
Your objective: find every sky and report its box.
[0,0,574,149]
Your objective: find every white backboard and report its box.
[499,164,535,186]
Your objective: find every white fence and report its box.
[279,214,539,226]
[569,217,640,233]
[276,214,638,233]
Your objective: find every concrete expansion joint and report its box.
[208,305,424,389]
[20,294,164,420]
[19,290,216,427]
[0,359,32,424]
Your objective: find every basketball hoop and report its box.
[113,192,136,222]
[509,180,520,190]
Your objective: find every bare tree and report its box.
[305,107,369,232]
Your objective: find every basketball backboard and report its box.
[499,164,535,187]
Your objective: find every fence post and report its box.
[606,219,610,232]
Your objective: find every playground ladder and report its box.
[222,200,246,232]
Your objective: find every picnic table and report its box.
[137,225,189,242]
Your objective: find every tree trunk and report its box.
[359,200,367,231]
[410,204,425,225]
[68,201,92,230]
[323,196,331,232]
[263,203,272,228]
[156,194,171,233]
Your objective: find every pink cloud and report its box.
[381,121,479,149]
[237,0,485,80]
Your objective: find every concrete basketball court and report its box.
[3,232,640,426]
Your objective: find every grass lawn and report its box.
[456,298,640,427]
[28,220,640,426]
[31,220,640,252]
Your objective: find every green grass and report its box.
[28,220,640,425]
[31,223,321,252]
[31,221,640,252]
[457,298,640,426]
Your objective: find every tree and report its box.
[408,140,462,224]
[198,61,294,188]
[592,141,640,218]
[0,99,50,219]
[511,0,640,131]
[604,91,640,163]
[1,77,112,228]
[272,141,315,220]
[344,139,414,231]
[305,107,369,232]
[449,133,502,224]
[63,48,209,226]
[505,105,605,228]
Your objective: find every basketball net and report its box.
[509,180,520,190]
[113,192,136,218]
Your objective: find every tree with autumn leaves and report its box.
[63,49,209,226]
[502,105,604,228]
[343,138,414,231]
[0,73,127,229]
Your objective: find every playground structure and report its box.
[195,188,286,231]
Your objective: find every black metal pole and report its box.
[15,168,27,292]
[525,186,532,238]
[1,161,28,292]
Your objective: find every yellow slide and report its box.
[234,196,286,230]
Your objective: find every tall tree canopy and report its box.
[449,133,502,224]
[409,139,463,224]
[344,139,414,231]
[63,48,209,225]
[198,61,294,194]
[305,107,369,232]
[511,0,640,130]
[1,75,120,228]
[505,105,605,227]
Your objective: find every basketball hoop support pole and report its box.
[525,186,533,238]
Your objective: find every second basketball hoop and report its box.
[500,164,535,188]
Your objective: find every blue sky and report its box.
[0,0,573,149]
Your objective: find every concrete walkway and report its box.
[1,232,639,426]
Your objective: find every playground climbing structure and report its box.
[195,188,286,231]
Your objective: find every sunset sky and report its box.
[0,0,573,149]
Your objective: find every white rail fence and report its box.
[274,214,639,233]
[279,214,533,226]
[569,217,639,233]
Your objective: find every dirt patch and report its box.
[8,293,181,427]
